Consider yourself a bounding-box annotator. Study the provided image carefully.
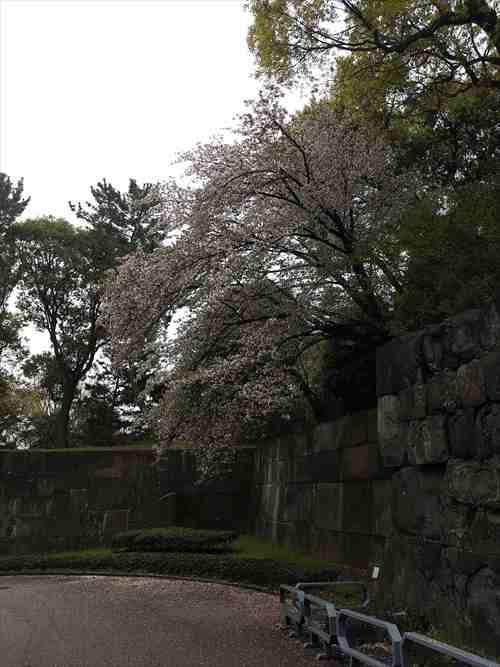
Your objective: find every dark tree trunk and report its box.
[55,378,77,448]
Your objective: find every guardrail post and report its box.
[336,608,403,667]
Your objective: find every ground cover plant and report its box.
[0,533,337,591]
[111,526,239,553]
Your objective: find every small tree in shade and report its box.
[13,217,109,448]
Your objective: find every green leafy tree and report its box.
[68,177,166,444]
[18,352,62,448]
[69,178,164,258]
[248,2,500,335]
[72,349,151,447]
[391,178,500,332]
[247,1,500,93]
[13,217,108,448]
[0,173,30,367]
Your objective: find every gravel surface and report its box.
[0,575,331,666]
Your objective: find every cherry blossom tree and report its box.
[101,87,418,462]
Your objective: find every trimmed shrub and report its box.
[111,527,239,553]
[0,551,335,590]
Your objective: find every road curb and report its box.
[0,569,280,596]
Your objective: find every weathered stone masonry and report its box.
[254,411,388,568]
[0,448,167,555]
[253,293,500,653]
[377,297,500,652]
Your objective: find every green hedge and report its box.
[0,551,337,591]
[111,527,239,553]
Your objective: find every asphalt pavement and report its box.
[0,575,324,667]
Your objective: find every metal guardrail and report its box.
[279,582,500,667]
[279,584,305,636]
[402,632,499,667]
[280,580,370,659]
[337,607,403,667]
[295,579,370,607]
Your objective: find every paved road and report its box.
[0,575,324,666]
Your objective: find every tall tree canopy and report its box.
[248,2,500,178]
[69,178,164,258]
[0,173,30,366]
[247,1,500,94]
[102,90,419,451]
[13,217,108,448]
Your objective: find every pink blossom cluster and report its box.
[101,87,417,465]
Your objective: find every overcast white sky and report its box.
[0,0,264,220]
[1,0,301,354]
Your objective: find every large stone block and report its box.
[102,509,129,541]
[474,403,500,460]
[343,532,386,567]
[259,483,285,523]
[442,308,483,367]
[275,432,311,459]
[468,509,500,555]
[372,480,393,537]
[456,362,486,408]
[350,410,373,447]
[342,482,373,534]
[392,466,445,539]
[421,328,444,373]
[480,346,500,401]
[336,415,356,448]
[341,443,386,481]
[70,488,89,515]
[381,534,444,619]
[310,527,346,563]
[378,395,407,467]
[439,500,473,547]
[446,459,500,509]
[467,566,500,652]
[426,371,459,413]
[366,409,378,443]
[312,421,339,452]
[282,483,313,522]
[407,415,449,465]
[300,450,341,482]
[259,445,283,485]
[36,478,58,497]
[91,479,133,511]
[399,383,427,421]
[48,515,84,539]
[377,333,424,396]
[478,301,500,351]
[312,482,344,531]
[12,516,46,539]
[446,408,476,459]
[283,519,314,553]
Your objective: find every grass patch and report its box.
[231,534,334,570]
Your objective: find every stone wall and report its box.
[157,447,256,531]
[0,448,167,554]
[254,410,390,568]
[377,297,500,652]
[252,295,500,653]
